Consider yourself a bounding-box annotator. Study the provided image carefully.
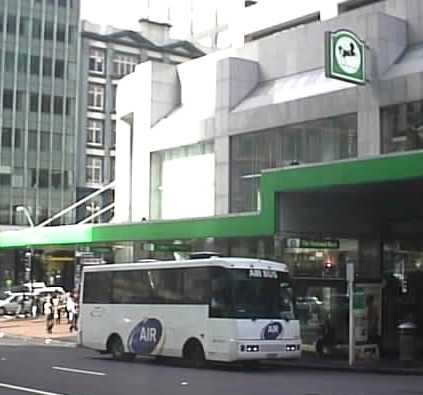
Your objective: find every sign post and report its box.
[346,262,355,366]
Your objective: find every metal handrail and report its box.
[37,181,116,227]
[78,203,115,224]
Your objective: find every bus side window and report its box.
[210,268,232,318]
[112,270,152,304]
[83,272,113,304]
[183,268,210,304]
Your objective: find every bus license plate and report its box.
[266,353,278,359]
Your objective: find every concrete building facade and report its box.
[114,0,423,356]
[115,0,416,222]
[78,19,203,222]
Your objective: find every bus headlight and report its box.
[240,344,260,352]
[285,344,299,352]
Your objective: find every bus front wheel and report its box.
[183,339,206,368]
[109,335,135,362]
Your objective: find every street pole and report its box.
[17,206,35,293]
[25,250,33,293]
[29,248,34,293]
[347,262,355,366]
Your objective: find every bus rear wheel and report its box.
[109,336,135,362]
[183,339,206,368]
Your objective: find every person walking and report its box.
[68,296,78,332]
[15,296,23,318]
[52,293,60,324]
[31,296,38,319]
[66,292,74,325]
[44,297,54,334]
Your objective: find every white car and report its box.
[0,294,32,316]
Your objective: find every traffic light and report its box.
[322,260,336,277]
[401,276,408,294]
[20,250,31,267]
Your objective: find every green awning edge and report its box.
[2,150,423,248]
[0,224,94,249]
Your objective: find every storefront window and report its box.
[282,239,357,280]
[150,141,215,220]
[381,100,423,153]
[382,240,423,354]
[282,238,364,355]
[295,284,349,352]
[230,114,358,212]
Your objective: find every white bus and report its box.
[79,257,301,365]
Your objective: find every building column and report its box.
[214,57,259,215]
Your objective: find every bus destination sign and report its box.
[249,269,278,279]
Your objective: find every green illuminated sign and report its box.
[325,30,366,85]
[146,243,192,253]
[285,238,340,249]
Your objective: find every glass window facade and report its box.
[150,141,215,220]
[87,119,104,146]
[0,0,79,225]
[88,84,104,110]
[111,121,116,147]
[89,48,105,74]
[86,156,103,185]
[381,100,423,153]
[230,114,358,212]
[112,53,139,77]
[110,157,115,181]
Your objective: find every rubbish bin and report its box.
[398,322,417,362]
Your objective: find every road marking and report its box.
[52,366,106,376]
[0,382,64,395]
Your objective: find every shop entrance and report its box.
[382,243,423,356]
[294,279,347,352]
[277,179,423,358]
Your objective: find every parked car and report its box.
[33,286,65,297]
[0,294,32,316]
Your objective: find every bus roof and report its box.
[82,257,288,273]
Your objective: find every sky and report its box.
[80,0,342,41]
[81,0,186,37]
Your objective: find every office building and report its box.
[0,0,79,227]
[0,0,80,282]
[113,0,423,355]
[77,19,203,221]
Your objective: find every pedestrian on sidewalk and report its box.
[44,297,54,334]
[52,292,60,325]
[31,296,38,319]
[15,295,25,318]
[69,295,78,332]
[66,293,74,325]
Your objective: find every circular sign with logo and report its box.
[262,322,283,340]
[335,36,362,75]
[127,318,163,354]
[325,30,366,85]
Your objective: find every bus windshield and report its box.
[210,268,294,320]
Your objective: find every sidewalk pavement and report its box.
[270,351,423,375]
[0,316,77,346]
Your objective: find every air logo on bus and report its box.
[262,322,283,340]
[128,318,163,354]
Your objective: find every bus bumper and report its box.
[233,339,302,361]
